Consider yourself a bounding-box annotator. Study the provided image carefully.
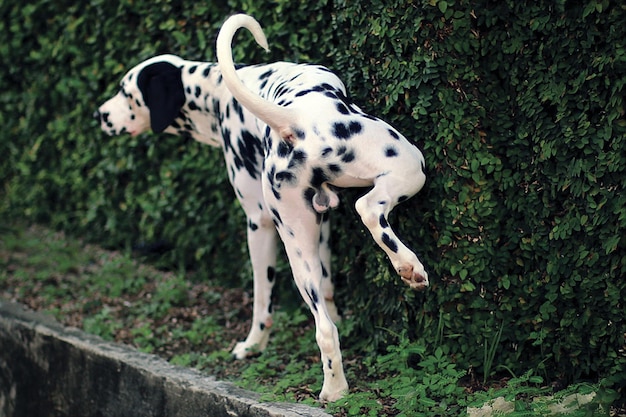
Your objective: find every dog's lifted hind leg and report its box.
[354,174,429,290]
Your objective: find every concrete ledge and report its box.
[0,299,330,417]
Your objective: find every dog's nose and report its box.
[93,110,101,122]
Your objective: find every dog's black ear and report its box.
[137,62,185,133]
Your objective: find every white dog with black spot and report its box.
[95,14,428,402]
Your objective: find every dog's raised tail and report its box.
[216,14,298,142]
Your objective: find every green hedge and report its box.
[1,0,624,388]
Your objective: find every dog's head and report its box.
[94,54,186,136]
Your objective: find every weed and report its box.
[131,322,157,353]
[82,306,122,341]
[93,256,148,298]
[483,320,504,385]
[171,315,222,346]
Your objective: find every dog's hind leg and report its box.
[319,214,340,323]
[267,187,348,402]
[354,173,429,290]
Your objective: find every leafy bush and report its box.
[1,0,624,391]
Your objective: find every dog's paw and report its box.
[319,378,349,403]
[232,342,261,359]
[398,264,429,291]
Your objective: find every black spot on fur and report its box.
[328,164,342,174]
[222,127,232,150]
[321,262,329,278]
[336,102,350,115]
[259,69,274,80]
[382,233,398,253]
[305,287,319,311]
[271,185,281,200]
[379,214,389,228]
[270,208,282,225]
[275,170,296,184]
[232,99,244,123]
[267,266,275,282]
[388,128,400,140]
[273,82,292,99]
[333,122,348,139]
[287,150,307,169]
[303,187,316,206]
[194,86,201,98]
[349,121,363,135]
[321,147,332,157]
[248,220,258,231]
[266,165,281,199]
[292,127,305,139]
[236,130,263,179]
[260,323,266,331]
[341,150,355,163]
[333,121,363,140]
[385,146,398,157]
[189,65,197,74]
[277,140,293,158]
[202,66,211,77]
[310,167,328,188]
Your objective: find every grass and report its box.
[0,222,620,416]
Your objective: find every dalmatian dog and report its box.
[94,53,340,360]
[215,14,428,401]
[95,13,428,402]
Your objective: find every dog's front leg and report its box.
[232,210,278,359]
